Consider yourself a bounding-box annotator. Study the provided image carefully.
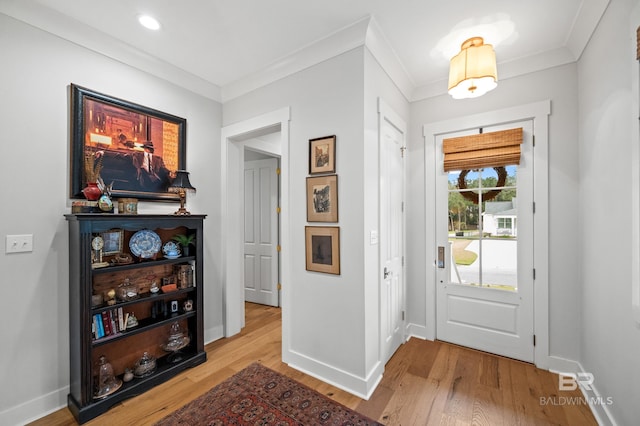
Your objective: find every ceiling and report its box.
[0,0,610,101]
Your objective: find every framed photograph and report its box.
[309,135,336,174]
[305,226,340,275]
[306,175,338,222]
[70,84,186,201]
[101,229,124,255]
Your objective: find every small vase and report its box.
[83,182,102,201]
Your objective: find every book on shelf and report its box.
[101,311,112,336]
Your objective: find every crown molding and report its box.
[565,0,610,61]
[3,1,609,105]
[0,5,221,102]
[221,16,371,102]
[364,17,415,101]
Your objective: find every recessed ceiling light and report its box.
[138,14,161,31]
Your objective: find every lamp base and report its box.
[173,207,191,215]
[172,191,191,215]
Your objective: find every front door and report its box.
[244,158,279,307]
[435,120,534,362]
[380,116,405,364]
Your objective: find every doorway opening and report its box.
[221,108,290,348]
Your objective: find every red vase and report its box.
[82,182,102,201]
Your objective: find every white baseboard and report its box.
[548,356,617,426]
[0,386,68,426]
[5,325,224,426]
[285,349,383,399]
[204,324,224,344]
[406,322,429,340]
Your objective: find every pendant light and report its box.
[448,37,497,99]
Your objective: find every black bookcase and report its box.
[64,214,206,423]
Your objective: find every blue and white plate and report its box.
[129,229,162,259]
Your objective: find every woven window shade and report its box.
[443,127,523,172]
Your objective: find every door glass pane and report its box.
[448,166,518,291]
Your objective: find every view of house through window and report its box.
[448,165,517,291]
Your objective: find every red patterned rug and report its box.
[155,362,383,425]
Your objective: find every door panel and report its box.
[436,120,534,362]
[380,118,405,364]
[244,158,279,307]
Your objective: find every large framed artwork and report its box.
[305,226,340,275]
[70,84,186,201]
[309,135,336,175]
[306,175,338,222]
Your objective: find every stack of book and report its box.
[92,307,131,340]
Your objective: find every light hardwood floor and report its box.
[30,302,596,425]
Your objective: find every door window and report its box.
[448,165,518,291]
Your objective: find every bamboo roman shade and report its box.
[442,127,523,172]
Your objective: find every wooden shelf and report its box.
[65,214,206,424]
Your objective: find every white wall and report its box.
[408,64,581,362]
[0,14,222,425]
[578,0,640,424]
[225,48,375,393]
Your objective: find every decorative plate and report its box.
[162,241,181,259]
[129,229,162,259]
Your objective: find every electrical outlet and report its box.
[6,234,33,253]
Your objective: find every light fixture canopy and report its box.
[168,170,196,215]
[448,37,497,99]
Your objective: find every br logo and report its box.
[559,372,594,391]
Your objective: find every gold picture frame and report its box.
[101,229,124,255]
[305,226,340,275]
[309,135,336,174]
[306,175,338,222]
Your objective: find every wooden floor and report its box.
[31,302,596,426]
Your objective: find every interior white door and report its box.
[380,118,405,364]
[435,120,534,362]
[244,158,279,307]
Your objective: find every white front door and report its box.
[380,116,405,364]
[244,158,279,307]
[435,120,534,362]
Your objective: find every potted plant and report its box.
[172,233,195,256]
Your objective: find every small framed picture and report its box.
[305,226,340,275]
[309,135,336,174]
[101,229,123,255]
[306,175,338,222]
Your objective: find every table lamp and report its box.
[168,170,196,215]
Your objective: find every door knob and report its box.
[384,267,390,279]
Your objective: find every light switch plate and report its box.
[6,234,33,253]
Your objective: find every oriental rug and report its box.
[154,362,383,426]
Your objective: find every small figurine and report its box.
[122,368,134,382]
[126,313,138,328]
[106,289,117,306]
[183,299,193,312]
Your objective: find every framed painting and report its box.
[70,84,186,201]
[306,175,338,222]
[305,226,340,275]
[309,135,336,174]
[101,229,123,255]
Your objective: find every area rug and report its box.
[155,362,383,425]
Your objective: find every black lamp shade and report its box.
[169,170,196,193]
